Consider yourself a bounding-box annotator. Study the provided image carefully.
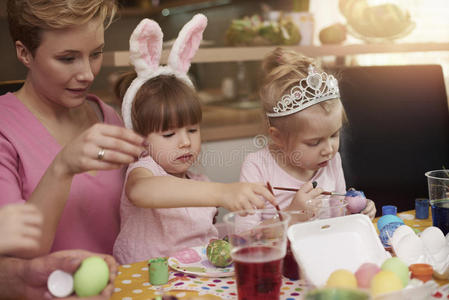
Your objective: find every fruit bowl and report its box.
[339,0,415,43]
[346,21,415,43]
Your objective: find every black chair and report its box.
[0,80,24,95]
[337,65,449,215]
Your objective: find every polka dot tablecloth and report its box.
[112,210,448,299]
[111,260,305,300]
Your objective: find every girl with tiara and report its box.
[240,48,376,223]
[113,14,276,264]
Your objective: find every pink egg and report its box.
[346,195,367,213]
[355,262,381,288]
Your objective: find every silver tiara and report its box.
[266,65,340,117]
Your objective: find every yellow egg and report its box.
[381,257,409,287]
[370,270,403,296]
[326,269,357,289]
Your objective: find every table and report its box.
[111,210,448,300]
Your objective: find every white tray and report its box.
[287,214,391,287]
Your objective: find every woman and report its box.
[0,0,147,258]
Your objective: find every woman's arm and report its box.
[16,124,146,257]
[126,167,276,212]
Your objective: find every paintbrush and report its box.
[266,181,283,221]
[272,186,347,197]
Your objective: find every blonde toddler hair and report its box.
[259,47,345,139]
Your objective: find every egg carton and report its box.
[374,279,438,300]
[391,225,449,279]
[287,214,391,287]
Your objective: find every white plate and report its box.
[168,246,234,278]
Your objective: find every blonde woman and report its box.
[0,0,147,258]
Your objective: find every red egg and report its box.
[355,262,381,288]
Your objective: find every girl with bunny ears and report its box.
[112,14,276,264]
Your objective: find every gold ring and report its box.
[97,148,105,160]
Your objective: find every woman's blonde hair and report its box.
[259,47,346,137]
[7,0,117,55]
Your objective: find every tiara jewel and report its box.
[266,64,340,117]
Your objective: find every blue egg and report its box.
[377,215,404,231]
[379,222,403,247]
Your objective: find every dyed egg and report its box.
[379,222,403,247]
[73,256,109,297]
[206,239,232,267]
[326,269,357,289]
[355,263,380,289]
[381,257,409,287]
[370,270,403,296]
[377,215,404,232]
[345,190,367,213]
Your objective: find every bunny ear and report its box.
[167,14,207,74]
[129,18,163,77]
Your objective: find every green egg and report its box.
[206,239,232,267]
[73,256,109,297]
[381,257,409,287]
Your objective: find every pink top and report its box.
[113,155,218,264]
[0,92,123,254]
[240,146,346,223]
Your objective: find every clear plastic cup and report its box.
[425,170,449,235]
[223,210,290,300]
[311,197,348,220]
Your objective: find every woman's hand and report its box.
[360,199,376,220]
[287,181,323,211]
[54,124,146,176]
[0,203,43,255]
[20,249,118,299]
[218,182,276,212]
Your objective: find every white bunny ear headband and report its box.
[121,14,207,130]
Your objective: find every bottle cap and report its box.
[47,270,74,298]
[148,257,169,285]
[382,205,397,216]
[409,263,433,282]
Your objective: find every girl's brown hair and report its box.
[259,47,346,137]
[115,72,202,136]
[7,0,117,56]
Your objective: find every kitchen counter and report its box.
[201,104,265,142]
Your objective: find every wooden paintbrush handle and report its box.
[266,182,283,221]
[273,186,342,196]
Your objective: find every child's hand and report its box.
[360,199,376,220]
[287,181,323,211]
[218,182,276,212]
[0,203,43,255]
